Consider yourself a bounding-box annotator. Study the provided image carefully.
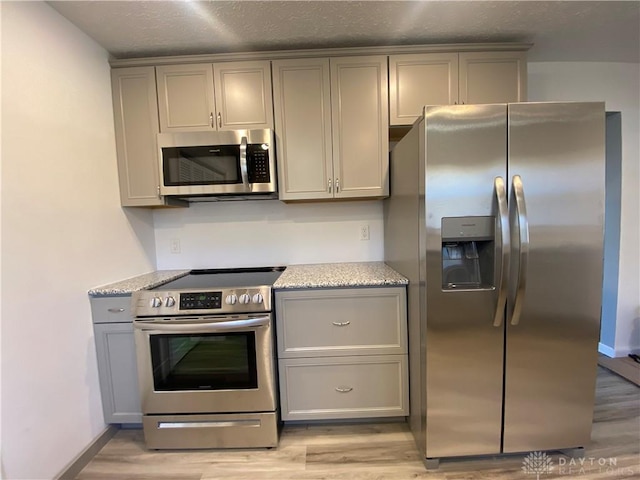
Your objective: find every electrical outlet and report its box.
[170,238,181,254]
[359,224,370,241]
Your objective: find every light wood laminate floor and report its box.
[75,367,639,479]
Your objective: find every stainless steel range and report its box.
[132,266,285,450]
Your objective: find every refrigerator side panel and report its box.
[504,102,605,452]
[384,119,425,454]
[424,104,507,458]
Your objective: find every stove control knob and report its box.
[225,294,237,305]
[252,293,264,304]
[239,293,251,304]
[150,297,163,308]
[165,296,176,307]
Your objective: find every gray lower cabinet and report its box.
[90,296,142,424]
[275,287,408,421]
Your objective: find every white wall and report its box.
[528,62,640,356]
[0,3,156,479]
[154,200,384,269]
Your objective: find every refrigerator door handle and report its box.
[493,176,510,327]
[510,174,530,326]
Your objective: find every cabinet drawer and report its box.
[90,296,132,324]
[275,287,407,357]
[279,355,408,421]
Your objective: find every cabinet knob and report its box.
[328,179,332,193]
[217,112,222,128]
[332,321,350,327]
[209,112,214,128]
[335,178,340,193]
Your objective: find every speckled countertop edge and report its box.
[88,270,190,296]
[88,262,407,295]
[273,262,408,289]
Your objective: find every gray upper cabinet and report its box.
[458,51,527,105]
[273,55,389,201]
[111,45,528,206]
[389,52,459,125]
[330,56,389,199]
[214,61,274,130]
[389,51,527,126]
[156,61,274,132]
[272,58,334,200]
[111,67,166,207]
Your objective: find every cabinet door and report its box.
[330,56,389,199]
[111,67,164,206]
[156,64,215,132]
[389,53,459,125]
[459,51,527,104]
[214,61,274,130]
[94,323,142,424]
[272,58,334,200]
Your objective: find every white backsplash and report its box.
[153,199,385,269]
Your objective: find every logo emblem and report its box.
[522,451,554,479]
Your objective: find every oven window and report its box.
[162,145,241,186]
[149,332,258,391]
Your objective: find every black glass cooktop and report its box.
[152,266,286,291]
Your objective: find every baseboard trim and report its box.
[598,342,616,357]
[54,425,118,480]
[599,342,638,358]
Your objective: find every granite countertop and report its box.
[88,262,407,296]
[273,262,408,289]
[88,270,190,296]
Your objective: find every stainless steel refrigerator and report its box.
[384,102,605,466]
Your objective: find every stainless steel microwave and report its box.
[158,129,277,199]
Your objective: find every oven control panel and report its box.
[132,287,272,317]
[179,292,222,310]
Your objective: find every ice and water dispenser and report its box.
[441,216,495,290]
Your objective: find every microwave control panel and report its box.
[247,144,270,183]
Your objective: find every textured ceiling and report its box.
[48,1,640,63]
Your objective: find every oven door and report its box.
[133,314,276,415]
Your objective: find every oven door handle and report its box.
[133,316,269,333]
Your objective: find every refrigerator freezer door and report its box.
[503,102,605,453]
[423,104,507,458]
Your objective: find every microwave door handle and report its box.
[240,136,250,191]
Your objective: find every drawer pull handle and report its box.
[107,308,125,313]
[332,321,350,327]
[335,386,353,393]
